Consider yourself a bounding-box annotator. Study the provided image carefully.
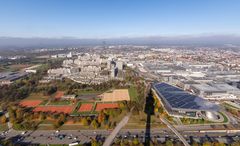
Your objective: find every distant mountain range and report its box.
[0,35,240,49]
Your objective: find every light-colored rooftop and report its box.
[192,84,221,92]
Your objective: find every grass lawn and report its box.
[0,124,8,131]
[72,101,82,113]
[37,124,55,130]
[39,144,82,146]
[58,125,90,130]
[39,100,49,105]
[59,124,111,130]
[41,120,55,124]
[180,118,210,125]
[180,112,228,125]
[25,93,49,100]
[0,64,31,72]
[128,86,138,101]
[77,90,103,95]
[219,112,229,123]
[48,100,71,105]
[223,103,240,110]
[39,144,69,146]
[124,114,165,129]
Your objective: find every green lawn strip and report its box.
[73,101,82,113]
[180,112,228,125]
[219,112,229,123]
[125,114,165,129]
[223,103,240,110]
[25,93,49,100]
[39,144,69,146]
[39,144,83,146]
[77,90,103,95]
[37,125,55,130]
[180,118,209,125]
[0,124,8,131]
[92,102,97,111]
[59,124,110,130]
[39,100,48,105]
[128,86,138,101]
[48,100,71,105]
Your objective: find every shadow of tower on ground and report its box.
[144,90,155,146]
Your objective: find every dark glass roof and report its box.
[153,82,218,111]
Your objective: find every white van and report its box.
[69,142,79,146]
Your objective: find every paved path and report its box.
[103,111,132,146]
[174,117,183,125]
[160,117,190,146]
[5,112,12,130]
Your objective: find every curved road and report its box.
[160,117,190,146]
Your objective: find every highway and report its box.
[1,128,240,145]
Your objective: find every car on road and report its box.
[21,131,27,135]
[58,134,65,140]
[69,142,79,146]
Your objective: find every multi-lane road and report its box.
[1,127,240,145]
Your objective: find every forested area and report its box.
[0,60,58,102]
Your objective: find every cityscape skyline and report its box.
[1,1,240,146]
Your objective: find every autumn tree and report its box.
[0,116,7,124]
[91,119,99,129]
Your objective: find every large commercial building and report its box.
[0,72,29,85]
[152,82,220,121]
[190,83,240,100]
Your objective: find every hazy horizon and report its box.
[0,34,240,49]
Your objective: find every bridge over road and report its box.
[160,117,190,146]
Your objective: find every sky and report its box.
[0,0,239,38]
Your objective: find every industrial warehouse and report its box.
[152,82,222,121]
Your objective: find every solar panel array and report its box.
[153,83,217,111]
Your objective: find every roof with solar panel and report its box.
[153,82,218,111]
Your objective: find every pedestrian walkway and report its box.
[103,108,133,146]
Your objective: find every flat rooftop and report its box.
[192,83,240,92]
[211,83,240,91]
[153,83,218,111]
[191,84,221,92]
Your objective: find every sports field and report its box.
[33,106,74,114]
[95,103,119,111]
[78,103,94,112]
[101,89,130,102]
[19,100,42,107]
